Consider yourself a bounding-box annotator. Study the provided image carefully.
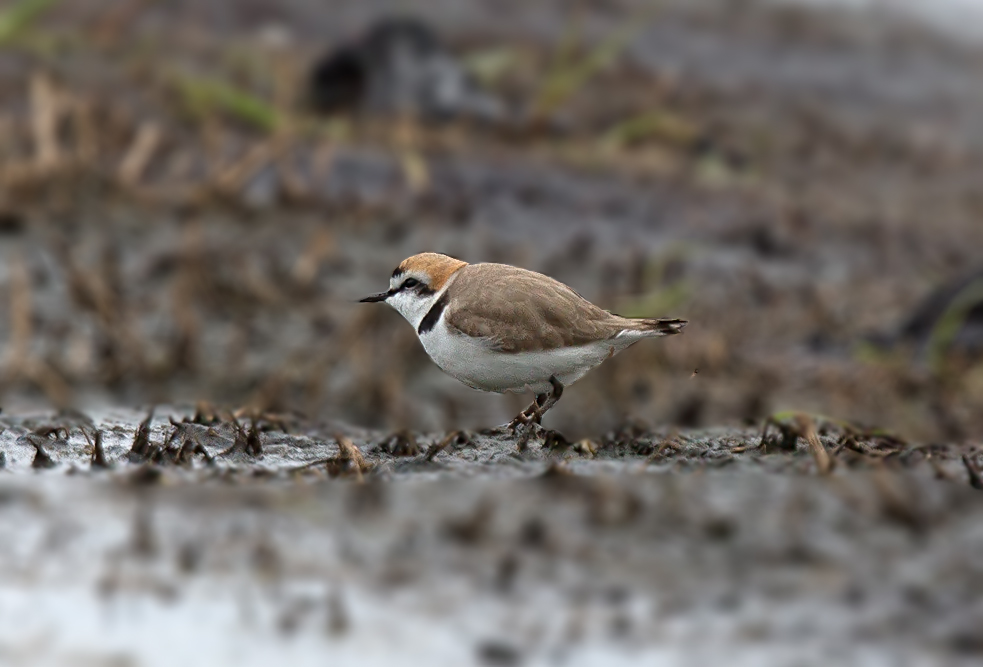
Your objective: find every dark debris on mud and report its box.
[1,407,979,489]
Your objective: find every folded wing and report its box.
[444,264,629,352]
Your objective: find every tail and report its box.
[620,317,688,337]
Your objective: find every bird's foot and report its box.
[499,377,566,439]
[480,418,535,437]
[505,392,548,432]
[507,406,543,432]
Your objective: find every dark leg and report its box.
[508,376,564,430]
[538,376,564,416]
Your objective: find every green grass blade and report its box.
[174,75,278,132]
[601,110,698,149]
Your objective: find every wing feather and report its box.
[444,264,624,352]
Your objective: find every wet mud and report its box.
[0,406,982,665]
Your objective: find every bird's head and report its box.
[360,252,467,328]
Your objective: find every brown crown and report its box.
[396,253,468,291]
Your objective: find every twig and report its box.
[797,414,834,475]
[118,121,161,187]
[30,73,61,170]
[83,428,110,469]
[128,407,155,462]
[961,454,983,490]
[336,434,369,474]
[425,431,463,462]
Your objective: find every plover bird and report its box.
[361,253,687,427]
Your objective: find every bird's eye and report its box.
[402,278,420,289]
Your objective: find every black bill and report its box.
[359,290,392,302]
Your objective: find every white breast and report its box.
[418,315,634,395]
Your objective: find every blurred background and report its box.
[0,0,982,439]
[1,0,983,665]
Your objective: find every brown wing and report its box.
[444,264,625,352]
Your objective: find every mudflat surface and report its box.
[0,407,982,665]
[0,0,983,664]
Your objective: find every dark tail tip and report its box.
[645,318,687,335]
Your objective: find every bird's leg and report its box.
[508,392,548,430]
[508,376,565,430]
[537,376,564,418]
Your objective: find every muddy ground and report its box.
[0,0,982,664]
[0,406,982,666]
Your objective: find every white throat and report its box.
[386,274,457,333]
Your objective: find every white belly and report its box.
[418,318,635,394]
